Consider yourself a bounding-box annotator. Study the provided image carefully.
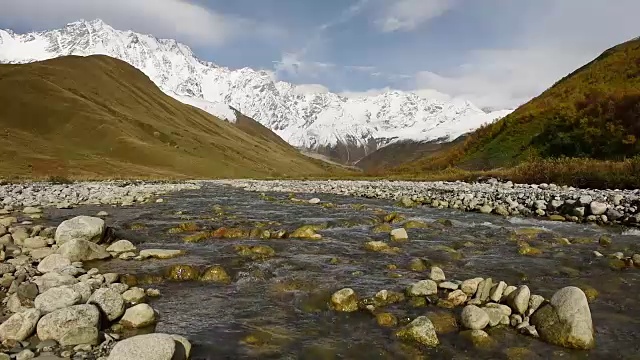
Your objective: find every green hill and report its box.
[394,37,640,173]
[0,55,339,179]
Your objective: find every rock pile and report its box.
[217,179,640,226]
[330,267,595,350]
[0,215,191,359]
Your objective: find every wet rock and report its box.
[479,205,493,214]
[55,216,105,245]
[37,254,71,274]
[427,311,458,334]
[407,280,437,296]
[0,263,15,276]
[598,235,612,247]
[330,288,358,312]
[37,304,100,346]
[235,245,276,260]
[403,220,428,229]
[106,240,137,254]
[531,286,594,349]
[146,288,161,297]
[308,198,321,204]
[373,290,405,307]
[462,329,495,349]
[34,286,82,314]
[429,267,445,282]
[166,265,200,281]
[390,228,408,242]
[461,305,490,330]
[633,254,640,267]
[461,278,483,296]
[408,258,427,272]
[376,313,398,327]
[395,316,439,347]
[508,286,530,315]
[290,225,322,240]
[120,304,156,329]
[364,241,394,253]
[56,239,110,262]
[0,309,40,341]
[200,266,231,284]
[108,333,187,360]
[398,196,414,207]
[139,249,184,259]
[88,288,125,321]
[372,223,392,233]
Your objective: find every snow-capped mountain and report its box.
[0,19,511,163]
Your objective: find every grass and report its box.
[0,55,348,180]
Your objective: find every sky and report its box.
[1,0,638,110]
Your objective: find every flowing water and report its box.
[44,184,640,359]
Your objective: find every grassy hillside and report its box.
[0,55,340,179]
[394,37,640,174]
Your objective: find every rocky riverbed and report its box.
[216,179,640,226]
[1,181,640,359]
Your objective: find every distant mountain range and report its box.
[0,19,511,164]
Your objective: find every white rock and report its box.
[429,266,446,281]
[37,304,100,346]
[34,286,82,314]
[56,239,110,262]
[37,254,72,274]
[108,333,185,360]
[390,228,408,241]
[120,304,156,328]
[106,240,137,254]
[407,280,438,296]
[88,288,125,321]
[508,285,530,315]
[55,216,105,245]
[461,305,490,330]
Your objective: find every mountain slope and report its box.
[0,19,511,164]
[0,55,337,179]
[393,37,640,173]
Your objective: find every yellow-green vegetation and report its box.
[290,224,325,239]
[168,222,199,234]
[234,245,276,260]
[0,55,343,179]
[517,242,543,256]
[387,39,640,189]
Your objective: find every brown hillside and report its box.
[0,55,338,179]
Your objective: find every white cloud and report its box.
[410,0,640,110]
[376,0,456,32]
[0,0,281,46]
[294,84,330,95]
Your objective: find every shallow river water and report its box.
[44,184,640,359]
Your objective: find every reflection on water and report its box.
[46,184,640,359]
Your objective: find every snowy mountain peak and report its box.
[0,19,512,164]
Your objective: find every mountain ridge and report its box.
[0,19,511,164]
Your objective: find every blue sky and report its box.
[2,0,639,109]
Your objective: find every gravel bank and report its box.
[214,179,640,226]
[0,181,200,209]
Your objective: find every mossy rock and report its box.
[608,258,628,271]
[435,219,453,227]
[183,231,210,243]
[235,245,276,260]
[408,258,427,272]
[548,215,566,222]
[383,212,406,224]
[373,290,405,307]
[409,297,427,308]
[518,242,543,256]
[426,311,458,334]
[120,274,138,287]
[200,265,231,284]
[166,265,200,281]
[579,285,599,302]
[321,203,336,209]
[137,274,165,284]
[403,220,429,229]
[598,235,613,247]
[129,223,147,231]
[571,237,595,244]
[178,222,199,232]
[504,347,536,360]
[372,223,392,233]
[460,330,496,349]
[376,312,398,327]
[511,227,550,241]
[291,225,324,239]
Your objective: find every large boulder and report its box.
[395,316,439,347]
[0,309,41,341]
[88,288,125,321]
[56,239,110,262]
[55,216,105,245]
[37,254,72,274]
[34,272,78,293]
[34,286,82,314]
[531,287,595,349]
[36,304,100,346]
[108,333,190,360]
[461,305,490,330]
